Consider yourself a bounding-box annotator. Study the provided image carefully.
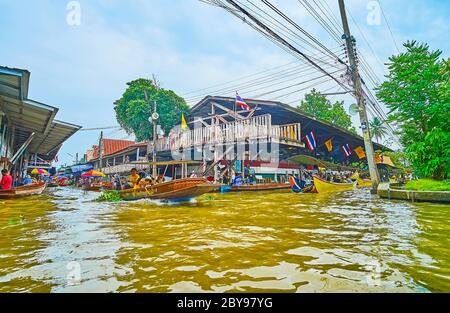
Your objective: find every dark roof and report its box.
[191,96,391,164]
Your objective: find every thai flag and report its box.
[305,131,317,151]
[236,93,251,111]
[342,144,352,157]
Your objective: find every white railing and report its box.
[100,163,149,175]
[152,114,302,152]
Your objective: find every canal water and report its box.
[0,187,449,293]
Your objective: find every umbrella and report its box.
[81,170,106,178]
[31,168,50,176]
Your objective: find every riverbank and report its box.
[406,179,450,192]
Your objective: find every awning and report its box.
[1,66,81,159]
[288,154,358,171]
[28,120,81,158]
[0,66,30,100]
[375,155,397,168]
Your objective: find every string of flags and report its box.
[303,131,367,159]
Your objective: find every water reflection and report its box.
[0,187,449,292]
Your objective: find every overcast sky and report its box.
[0,0,448,165]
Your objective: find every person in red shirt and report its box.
[1,169,13,191]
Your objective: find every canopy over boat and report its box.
[288,155,359,171]
[313,176,356,193]
[81,170,106,178]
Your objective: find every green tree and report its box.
[114,78,190,142]
[297,89,356,133]
[369,117,388,144]
[376,41,450,179]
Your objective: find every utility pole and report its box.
[338,0,380,191]
[98,131,103,170]
[144,89,159,178]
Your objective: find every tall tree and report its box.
[114,78,190,142]
[376,41,449,179]
[297,89,357,133]
[369,117,388,144]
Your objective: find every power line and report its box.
[79,126,121,131]
[378,0,400,53]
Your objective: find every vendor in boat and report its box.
[126,168,141,189]
[1,169,13,191]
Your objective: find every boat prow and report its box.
[0,182,46,199]
[313,176,356,193]
[357,178,373,188]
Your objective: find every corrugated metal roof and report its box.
[0,65,80,158]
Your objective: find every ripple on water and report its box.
[0,187,449,292]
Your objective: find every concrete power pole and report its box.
[144,89,159,178]
[338,0,380,190]
[98,131,104,170]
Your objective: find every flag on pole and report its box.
[325,139,333,152]
[354,146,366,159]
[342,144,352,157]
[305,131,317,152]
[235,92,251,111]
[181,113,188,130]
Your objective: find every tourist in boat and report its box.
[144,177,153,187]
[126,168,140,189]
[1,169,13,191]
[232,172,243,186]
[156,175,165,184]
[190,171,198,178]
[23,175,33,185]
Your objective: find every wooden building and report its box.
[148,96,387,181]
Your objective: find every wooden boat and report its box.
[0,182,46,199]
[230,183,291,192]
[289,176,317,193]
[357,178,373,188]
[119,178,217,202]
[83,182,113,192]
[313,176,356,193]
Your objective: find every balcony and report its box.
[151,114,304,152]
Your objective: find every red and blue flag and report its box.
[305,131,317,152]
[342,144,352,157]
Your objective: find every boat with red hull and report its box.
[119,178,217,202]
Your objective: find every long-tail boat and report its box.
[357,178,373,188]
[229,182,291,192]
[0,182,46,199]
[83,182,113,192]
[351,171,372,188]
[313,176,356,193]
[119,178,217,202]
[289,176,317,193]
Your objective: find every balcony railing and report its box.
[151,114,303,152]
